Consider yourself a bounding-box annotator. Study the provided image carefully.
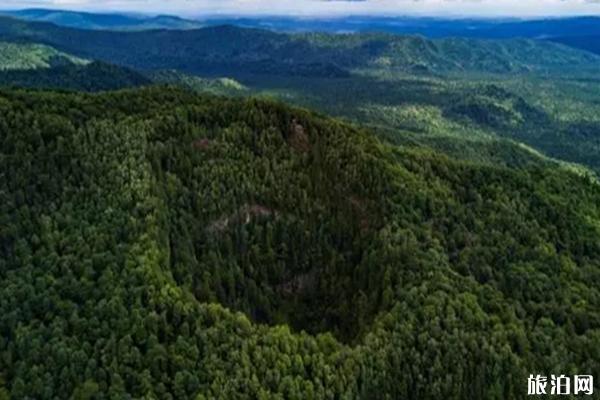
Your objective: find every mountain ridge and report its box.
[5,9,600,41]
[0,16,597,77]
[0,8,204,31]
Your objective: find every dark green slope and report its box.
[1,87,599,398]
[0,16,597,77]
[0,61,151,91]
[0,19,350,77]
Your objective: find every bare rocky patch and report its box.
[207,204,277,234]
[288,119,311,152]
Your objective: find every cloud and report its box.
[1,0,600,17]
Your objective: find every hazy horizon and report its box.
[1,0,600,18]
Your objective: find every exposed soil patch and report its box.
[288,119,311,152]
[207,204,277,234]
[192,138,211,150]
[349,195,372,233]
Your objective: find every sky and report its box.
[1,0,600,18]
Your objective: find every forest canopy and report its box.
[1,87,599,399]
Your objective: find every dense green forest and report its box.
[1,87,600,398]
[0,14,599,399]
[147,70,248,96]
[0,61,150,91]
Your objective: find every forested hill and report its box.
[552,35,600,56]
[0,41,88,70]
[0,16,598,77]
[0,61,151,91]
[1,86,600,398]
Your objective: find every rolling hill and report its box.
[0,40,149,91]
[1,86,600,398]
[0,41,87,70]
[0,17,597,77]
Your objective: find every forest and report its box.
[1,86,600,399]
[0,10,599,400]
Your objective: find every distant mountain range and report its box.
[0,16,597,79]
[1,9,599,57]
[2,10,600,38]
[202,16,600,57]
[0,8,204,31]
[205,15,600,38]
